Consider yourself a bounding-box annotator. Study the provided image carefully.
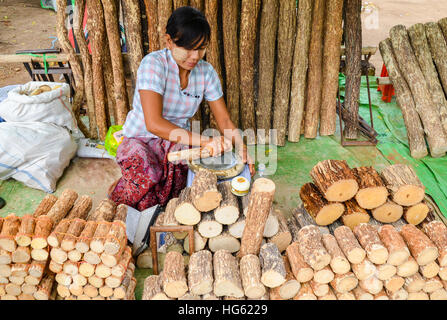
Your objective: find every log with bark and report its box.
[372,200,403,223]
[30,215,53,250]
[404,202,429,226]
[74,221,98,254]
[293,282,317,300]
[343,0,362,139]
[268,210,292,253]
[175,187,201,225]
[390,24,447,157]
[90,222,112,254]
[33,194,58,218]
[34,273,55,300]
[333,225,366,264]
[379,39,428,158]
[376,263,397,281]
[45,189,78,226]
[214,181,239,225]
[425,22,447,102]
[330,272,358,294]
[88,199,116,222]
[422,220,447,267]
[142,275,169,300]
[420,261,440,279]
[309,160,358,202]
[213,249,244,298]
[353,223,388,264]
[14,215,35,247]
[299,183,345,226]
[66,195,92,220]
[190,170,222,212]
[298,225,331,270]
[285,242,314,283]
[423,276,443,293]
[162,251,188,298]
[309,280,329,297]
[397,256,419,278]
[187,250,213,296]
[47,219,70,248]
[60,219,86,252]
[351,257,376,281]
[313,265,334,285]
[400,224,438,266]
[359,276,383,295]
[378,224,410,266]
[228,215,246,239]
[259,243,286,288]
[352,166,388,209]
[321,233,350,274]
[404,272,426,293]
[183,230,207,252]
[341,199,370,230]
[239,254,266,299]
[12,247,31,264]
[208,229,240,253]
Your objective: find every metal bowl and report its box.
[187,151,245,179]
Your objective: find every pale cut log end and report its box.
[194,191,222,212]
[377,264,397,281]
[404,203,429,225]
[245,286,267,300]
[252,178,276,194]
[279,280,300,300]
[393,185,425,206]
[347,248,366,264]
[388,249,410,266]
[261,271,286,288]
[341,212,370,230]
[0,239,17,253]
[372,202,404,223]
[164,281,189,299]
[297,269,314,283]
[315,203,345,226]
[215,207,239,225]
[417,247,439,266]
[385,276,405,292]
[338,277,359,293]
[324,179,358,202]
[355,186,388,209]
[408,291,429,300]
[330,257,351,275]
[214,280,245,298]
[313,269,334,284]
[430,288,447,300]
[175,204,201,225]
[397,259,419,277]
[368,246,389,265]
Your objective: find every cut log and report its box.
[239,178,276,257]
[162,251,188,298]
[259,243,286,288]
[292,282,317,300]
[11,264,29,278]
[198,212,222,238]
[136,248,152,269]
[34,273,55,300]
[408,23,447,135]
[72,274,87,287]
[49,260,63,274]
[309,160,358,202]
[378,224,410,266]
[372,200,403,223]
[285,242,314,283]
[90,222,112,254]
[268,210,292,253]
[353,223,388,264]
[404,202,429,225]
[183,231,207,253]
[375,290,390,300]
[125,277,137,300]
[330,272,358,294]
[397,256,419,278]
[404,272,426,293]
[21,283,37,296]
[228,216,245,239]
[95,263,111,279]
[45,189,78,225]
[33,194,58,218]
[408,291,429,300]
[287,218,300,242]
[12,247,30,264]
[190,171,222,212]
[440,267,447,281]
[47,218,70,248]
[208,230,240,253]
[0,249,11,265]
[333,225,366,264]
[111,247,132,278]
[263,213,280,238]
[5,283,21,296]
[299,183,345,226]
[376,264,397,281]
[386,287,408,300]
[187,250,213,296]
[66,195,92,220]
[385,275,405,293]
[239,0,257,131]
[430,288,447,300]
[55,272,72,286]
[352,258,377,281]
[335,291,356,300]
[298,225,331,270]
[313,265,334,284]
[379,38,428,158]
[213,250,244,298]
[352,167,388,209]
[420,261,440,279]
[84,250,101,265]
[359,276,383,295]
[61,218,86,252]
[0,214,21,252]
[321,233,350,274]
[68,249,82,263]
[274,255,300,299]
[353,286,374,300]
[308,279,328,297]
[341,199,370,230]
[214,182,239,225]
[88,275,104,289]
[99,285,114,298]
[425,21,447,104]
[15,215,35,247]
[30,215,53,250]
[239,254,266,299]
[87,199,116,222]
[162,199,187,239]
[174,187,201,225]
[423,221,447,267]
[142,275,169,300]
[0,264,11,277]
[401,223,438,266]
[303,0,325,139]
[75,220,98,253]
[424,276,443,293]
[103,221,126,256]
[29,261,45,278]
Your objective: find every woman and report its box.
[109,6,254,211]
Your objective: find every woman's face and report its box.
[166,35,207,71]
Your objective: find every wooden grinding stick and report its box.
[259,243,286,288]
[15,215,35,247]
[33,194,58,218]
[380,164,425,206]
[400,224,438,266]
[309,160,359,202]
[0,214,21,252]
[188,250,213,296]
[213,250,244,298]
[378,224,410,266]
[30,215,53,250]
[353,166,388,209]
[174,187,201,225]
[45,189,78,225]
[298,225,331,270]
[333,225,366,264]
[240,254,266,299]
[214,181,239,225]
[285,242,314,283]
[190,170,222,212]
[353,223,389,264]
[299,183,345,226]
[162,251,188,298]
[423,220,447,267]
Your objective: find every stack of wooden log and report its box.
[379,18,447,158]
[136,170,292,272]
[300,160,430,229]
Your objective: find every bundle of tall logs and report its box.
[379,18,447,158]
[141,164,447,300]
[0,190,136,300]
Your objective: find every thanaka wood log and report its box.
[376,263,397,281]
[378,224,410,266]
[187,250,213,296]
[21,283,37,296]
[143,0,159,53]
[142,275,168,300]
[75,220,98,253]
[190,171,222,212]
[404,202,429,225]
[183,231,207,253]
[198,212,222,238]
[61,218,86,252]
[298,225,331,270]
[30,215,53,250]
[214,182,239,225]
[162,251,188,298]
[160,198,186,239]
[285,242,314,283]
[84,250,101,265]
[0,250,11,265]
[321,233,350,274]
[34,273,55,300]
[329,272,358,294]
[333,225,366,264]
[268,210,292,253]
[423,275,443,293]
[422,221,447,267]
[208,230,240,253]
[397,256,419,278]
[0,264,11,277]
[352,167,388,209]
[0,214,21,252]
[103,221,126,256]
[45,189,78,225]
[372,200,403,224]
[228,215,245,239]
[263,213,279,238]
[313,265,334,284]
[66,195,92,220]
[174,187,201,225]
[292,282,317,300]
[352,257,377,281]
[88,199,116,222]
[14,215,35,247]
[385,275,405,293]
[359,276,383,295]
[12,247,30,264]
[420,261,440,279]
[425,22,447,103]
[353,286,373,300]
[341,199,370,231]
[33,194,58,218]
[309,279,329,297]
[353,223,388,264]
[439,267,447,281]
[90,222,112,254]
[401,224,438,266]
[68,249,82,263]
[29,260,45,279]
[259,243,286,288]
[47,219,70,248]
[239,254,266,299]
[213,250,244,298]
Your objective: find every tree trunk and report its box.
[239,254,266,299]
[102,36,116,128]
[379,39,427,158]
[288,0,313,142]
[189,0,203,11]
[239,0,257,131]
[239,178,276,257]
[66,195,92,220]
[396,255,418,277]
[341,199,370,230]
[272,0,296,146]
[321,233,350,274]
[299,182,345,226]
[213,249,244,298]
[303,0,325,139]
[319,0,344,136]
[255,0,278,142]
[352,166,388,209]
[14,215,35,247]
[343,0,362,139]
[87,0,108,140]
[268,210,292,253]
[208,229,240,253]
[404,202,429,225]
[157,0,172,49]
[30,215,53,250]
[214,181,239,225]
[143,0,160,53]
[333,225,366,264]
[309,159,358,202]
[400,224,438,266]
[174,187,201,225]
[33,195,58,218]
[45,189,78,225]
[353,223,388,265]
[371,200,403,224]
[423,221,447,267]
[298,225,331,270]
[190,171,222,212]
[390,24,447,157]
[75,221,98,253]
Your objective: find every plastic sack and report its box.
[77,138,115,159]
[104,125,124,157]
[0,81,77,131]
[0,122,77,193]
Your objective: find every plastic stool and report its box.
[377,63,395,103]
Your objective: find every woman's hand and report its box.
[237,144,256,177]
[202,136,233,157]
